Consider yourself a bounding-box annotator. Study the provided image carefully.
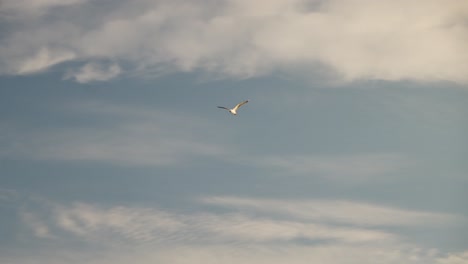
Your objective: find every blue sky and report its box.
[1,0,468,263]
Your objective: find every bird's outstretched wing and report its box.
[233,100,249,111]
[217,106,229,110]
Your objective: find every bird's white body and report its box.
[218,100,249,115]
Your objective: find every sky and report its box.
[0,0,468,263]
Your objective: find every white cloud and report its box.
[6,196,466,264]
[65,62,121,83]
[14,195,463,247]
[48,202,394,245]
[1,0,467,83]
[16,48,76,74]
[53,203,185,243]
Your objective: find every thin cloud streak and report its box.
[1,0,467,83]
[1,124,225,166]
[249,153,406,181]
[0,102,229,166]
[202,196,462,227]
[0,110,410,173]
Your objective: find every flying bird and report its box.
[217,100,249,115]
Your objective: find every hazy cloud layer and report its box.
[1,0,467,83]
[44,202,395,244]
[5,245,463,264]
[0,101,409,177]
[8,195,466,264]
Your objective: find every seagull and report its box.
[217,100,249,115]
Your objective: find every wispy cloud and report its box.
[6,195,466,264]
[13,194,463,247]
[64,62,121,83]
[15,48,76,75]
[48,202,394,245]
[1,0,467,83]
[20,210,54,239]
[53,203,185,243]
